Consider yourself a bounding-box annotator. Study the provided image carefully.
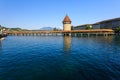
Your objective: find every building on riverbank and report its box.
[93,17,120,29]
[0,25,6,34]
[73,24,92,30]
[73,17,120,30]
[92,23,100,29]
[0,26,7,38]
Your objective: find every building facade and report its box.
[92,23,100,29]
[93,17,120,29]
[73,24,92,30]
[73,17,120,30]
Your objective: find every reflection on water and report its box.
[114,36,120,46]
[0,40,2,50]
[99,36,114,42]
[63,36,71,52]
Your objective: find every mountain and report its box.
[40,27,53,30]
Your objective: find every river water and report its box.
[0,36,120,80]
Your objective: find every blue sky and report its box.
[0,0,120,29]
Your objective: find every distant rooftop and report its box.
[76,17,120,26]
[94,17,120,24]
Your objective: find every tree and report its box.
[53,27,58,31]
[115,26,120,33]
[71,26,74,30]
[86,25,92,30]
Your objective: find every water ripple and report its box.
[0,36,120,80]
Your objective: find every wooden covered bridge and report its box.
[6,29,115,37]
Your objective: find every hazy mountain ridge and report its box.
[40,27,53,30]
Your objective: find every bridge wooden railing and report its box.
[6,29,114,34]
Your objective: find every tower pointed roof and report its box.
[63,15,71,22]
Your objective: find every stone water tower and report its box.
[63,15,72,31]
